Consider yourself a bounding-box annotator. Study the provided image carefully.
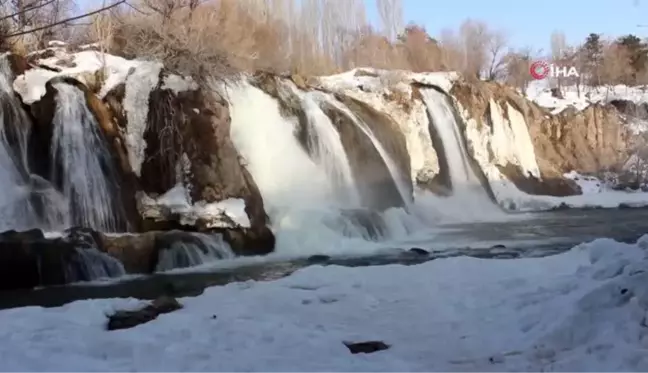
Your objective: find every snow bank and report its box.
[139,184,251,228]
[3,236,648,371]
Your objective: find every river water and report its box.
[1,208,647,310]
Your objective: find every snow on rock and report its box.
[563,171,605,194]
[313,69,442,188]
[161,74,199,94]
[526,80,648,114]
[3,236,648,370]
[486,99,541,178]
[123,61,164,177]
[14,49,141,104]
[138,184,251,229]
[315,67,458,95]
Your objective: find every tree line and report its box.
[1,0,647,92]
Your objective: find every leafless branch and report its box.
[4,0,125,38]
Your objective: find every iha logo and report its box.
[529,61,579,80]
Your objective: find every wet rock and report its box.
[551,202,571,211]
[220,227,275,256]
[105,71,275,255]
[99,232,158,273]
[5,53,29,77]
[307,254,330,263]
[106,296,182,331]
[489,244,506,249]
[408,247,429,255]
[0,228,118,290]
[0,228,45,241]
[101,230,239,274]
[497,163,581,197]
[343,340,390,354]
[64,227,103,249]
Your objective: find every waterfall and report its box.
[313,92,412,207]
[419,88,497,212]
[282,82,361,206]
[66,248,126,281]
[155,232,235,272]
[0,55,35,231]
[50,83,121,232]
[226,80,401,255]
[0,55,67,231]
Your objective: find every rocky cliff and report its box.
[0,42,640,290]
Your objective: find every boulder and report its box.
[106,296,182,331]
[0,227,122,291]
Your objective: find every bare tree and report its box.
[485,29,508,80]
[458,19,489,79]
[549,30,567,93]
[504,47,534,91]
[599,40,634,87]
[376,0,402,41]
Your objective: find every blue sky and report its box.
[367,0,647,50]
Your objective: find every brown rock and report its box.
[451,79,630,196]
[99,232,158,273]
[106,296,182,331]
[5,53,29,77]
[129,71,274,254]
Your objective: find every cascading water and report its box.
[281,82,361,206]
[50,83,121,232]
[155,233,235,272]
[313,92,412,208]
[419,88,498,214]
[67,248,126,281]
[0,55,67,231]
[226,80,408,255]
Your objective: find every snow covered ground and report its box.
[485,169,648,212]
[3,236,648,371]
[526,79,648,116]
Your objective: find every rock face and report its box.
[2,41,641,291]
[104,71,274,256]
[6,43,275,271]
[450,80,630,196]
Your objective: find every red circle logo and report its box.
[530,61,550,80]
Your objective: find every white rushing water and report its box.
[156,233,235,272]
[282,82,362,206]
[314,92,413,208]
[51,83,120,232]
[419,88,500,217]
[0,55,68,231]
[226,81,415,255]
